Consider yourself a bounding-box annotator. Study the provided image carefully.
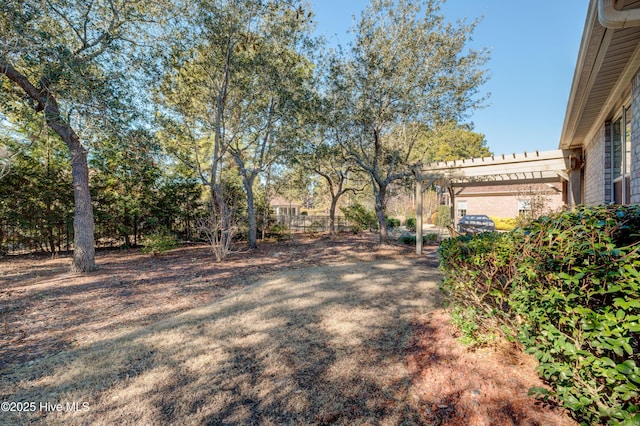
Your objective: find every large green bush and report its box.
[386,217,400,229]
[340,203,378,231]
[439,205,640,425]
[141,230,178,255]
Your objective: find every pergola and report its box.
[412,149,583,254]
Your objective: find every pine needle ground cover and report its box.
[1,233,575,424]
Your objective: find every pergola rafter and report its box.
[412,149,583,254]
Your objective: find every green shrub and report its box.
[436,205,451,227]
[398,233,438,245]
[141,230,178,255]
[439,231,516,331]
[386,217,400,229]
[406,217,417,232]
[305,220,324,235]
[267,223,290,241]
[439,205,640,425]
[340,203,378,231]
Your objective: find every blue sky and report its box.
[310,0,587,156]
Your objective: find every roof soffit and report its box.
[561,0,640,149]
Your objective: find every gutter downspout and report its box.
[598,0,640,29]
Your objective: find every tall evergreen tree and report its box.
[157,0,316,252]
[329,0,489,243]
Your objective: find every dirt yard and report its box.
[0,233,576,425]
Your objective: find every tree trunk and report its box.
[47,225,56,255]
[134,215,138,246]
[0,226,5,255]
[69,146,96,272]
[243,174,258,249]
[1,61,96,272]
[123,210,132,247]
[329,195,338,234]
[374,183,389,244]
[45,202,56,255]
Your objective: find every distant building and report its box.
[415,149,574,228]
[450,183,564,223]
[270,196,301,216]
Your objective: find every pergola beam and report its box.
[447,176,563,187]
[413,149,583,255]
[415,150,576,182]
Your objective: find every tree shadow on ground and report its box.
[2,257,443,425]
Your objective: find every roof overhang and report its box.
[560,0,640,149]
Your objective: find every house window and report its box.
[518,199,531,218]
[612,106,631,204]
[457,201,467,218]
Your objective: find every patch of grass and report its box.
[449,305,496,347]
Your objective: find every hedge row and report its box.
[439,205,640,425]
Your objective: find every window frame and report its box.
[518,199,532,218]
[457,200,467,218]
[611,105,631,204]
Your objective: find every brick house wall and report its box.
[453,183,564,221]
[581,69,640,206]
[583,124,610,205]
[605,120,613,204]
[632,70,640,203]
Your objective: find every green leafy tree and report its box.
[0,0,165,271]
[301,66,372,232]
[328,0,489,244]
[420,121,491,162]
[271,165,314,208]
[0,129,74,254]
[294,128,366,233]
[226,3,317,248]
[157,0,316,252]
[150,176,204,240]
[90,129,162,247]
